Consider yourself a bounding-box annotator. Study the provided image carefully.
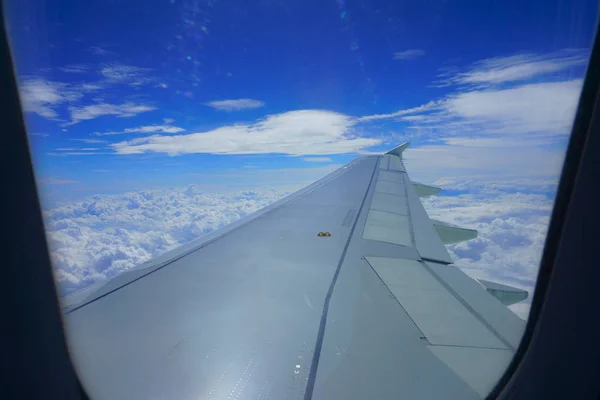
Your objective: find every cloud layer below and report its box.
[46,186,288,295]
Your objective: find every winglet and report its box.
[386,142,410,159]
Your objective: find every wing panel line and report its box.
[303,157,379,400]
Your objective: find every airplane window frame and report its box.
[1,2,600,399]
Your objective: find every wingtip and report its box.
[386,142,411,158]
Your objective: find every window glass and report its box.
[5,0,598,398]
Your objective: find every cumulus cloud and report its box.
[393,49,426,60]
[111,110,380,156]
[44,187,288,295]
[205,98,265,111]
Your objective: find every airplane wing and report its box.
[62,143,527,400]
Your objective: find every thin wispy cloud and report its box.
[393,49,425,60]
[48,151,111,156]
[20,77,106,120]
[434,50,586,87]
[19,79,70,119]
[56,147,100,151]
[60,64,91,73]
[360,50,583,138]
[205,98,265,111]
[68,102,156,125]
[99,64,154,86]
[40,179,80,185]
[357,101,441,122]
[95,124,185,136]
[88,46,113,55]
[71,138,107,144]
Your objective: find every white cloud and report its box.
[436,50,586,86]
[357,101,440,122]
[99,64,153,86]
[71,138,107,144]
[360,80,582,137]
[68,102,156,124]
[393,49,426,60]
[205,98,265,111]
[60,64,91,73]
[302,157,332,162]
[163,118,175,124]
[56,147,100,151]
[19,77,119,121]
[95,124,185,136]
[43,187,288,295]
[124,125,184,134]
[112,110,380,156]
[19,79,68,118]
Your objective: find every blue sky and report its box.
[6,0,598,205]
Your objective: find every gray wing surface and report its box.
[63,145,527,400]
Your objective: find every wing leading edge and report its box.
[63,144,527,400]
